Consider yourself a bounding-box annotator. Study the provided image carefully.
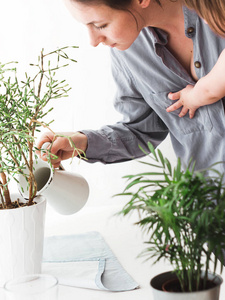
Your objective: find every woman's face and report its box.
[64,0,143,50]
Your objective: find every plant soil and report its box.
[162,278,217,293]
[0,199,37,210]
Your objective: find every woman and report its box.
[37,0,225,173]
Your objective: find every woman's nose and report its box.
[88,28,105,47]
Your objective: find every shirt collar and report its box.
[147,6,199,47]
[147,27,168,46]
[183,5,198,36]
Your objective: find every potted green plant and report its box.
[0,46,81,286]
[117,142,225,300]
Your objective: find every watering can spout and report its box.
[18,159,89,215]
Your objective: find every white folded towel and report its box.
[42,231,139,292]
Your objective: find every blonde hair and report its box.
[184,0,225,35]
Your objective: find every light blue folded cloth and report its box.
[42,231,139,292]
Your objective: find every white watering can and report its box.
[18,144,89,215]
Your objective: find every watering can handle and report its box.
[41,142,65,171]
[58,163,65,171]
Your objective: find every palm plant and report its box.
[118,142,225,292]
[0,46,82,209]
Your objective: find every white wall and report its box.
[0,0,176,208]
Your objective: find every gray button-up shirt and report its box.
[82,7,225,173]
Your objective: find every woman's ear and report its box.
[138,0,151,8]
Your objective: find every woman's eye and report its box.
[95,24,107,30]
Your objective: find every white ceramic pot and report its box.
[18,159,89,215]
[0,193,46,287]
[150,271,223,300]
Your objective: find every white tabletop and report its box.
[0,203,224,299]
[42,203,225,300]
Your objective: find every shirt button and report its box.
[194,61,201,68]
[187,27,195,34]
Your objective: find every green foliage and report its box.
[0,46,79,206]
[118,142,225,292]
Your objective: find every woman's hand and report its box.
[166,85,199,119]
[36,131,88,168]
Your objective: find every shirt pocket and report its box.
[148,91,213,135]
